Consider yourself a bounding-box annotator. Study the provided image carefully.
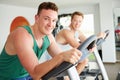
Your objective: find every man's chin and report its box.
[46,32,52,35]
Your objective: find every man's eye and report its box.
[44,17,49,20]
[53,20,57,23]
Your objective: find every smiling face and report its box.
[35,9,58,35]
[71,15,83,31]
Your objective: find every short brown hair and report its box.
[37,2,58,15]
[71,11,84,20]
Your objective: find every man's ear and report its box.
[35,14,39,21]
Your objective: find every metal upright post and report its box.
[67,66,81,80]
[93,48,109,80]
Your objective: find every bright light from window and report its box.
[81,14,94,37]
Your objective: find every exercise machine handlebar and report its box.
[42,30,110,80]
[42,35,97,80]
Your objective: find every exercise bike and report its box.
[42,30,110,80]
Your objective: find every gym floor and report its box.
[104,50,120,80]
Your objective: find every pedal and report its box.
[88,69,100,76]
